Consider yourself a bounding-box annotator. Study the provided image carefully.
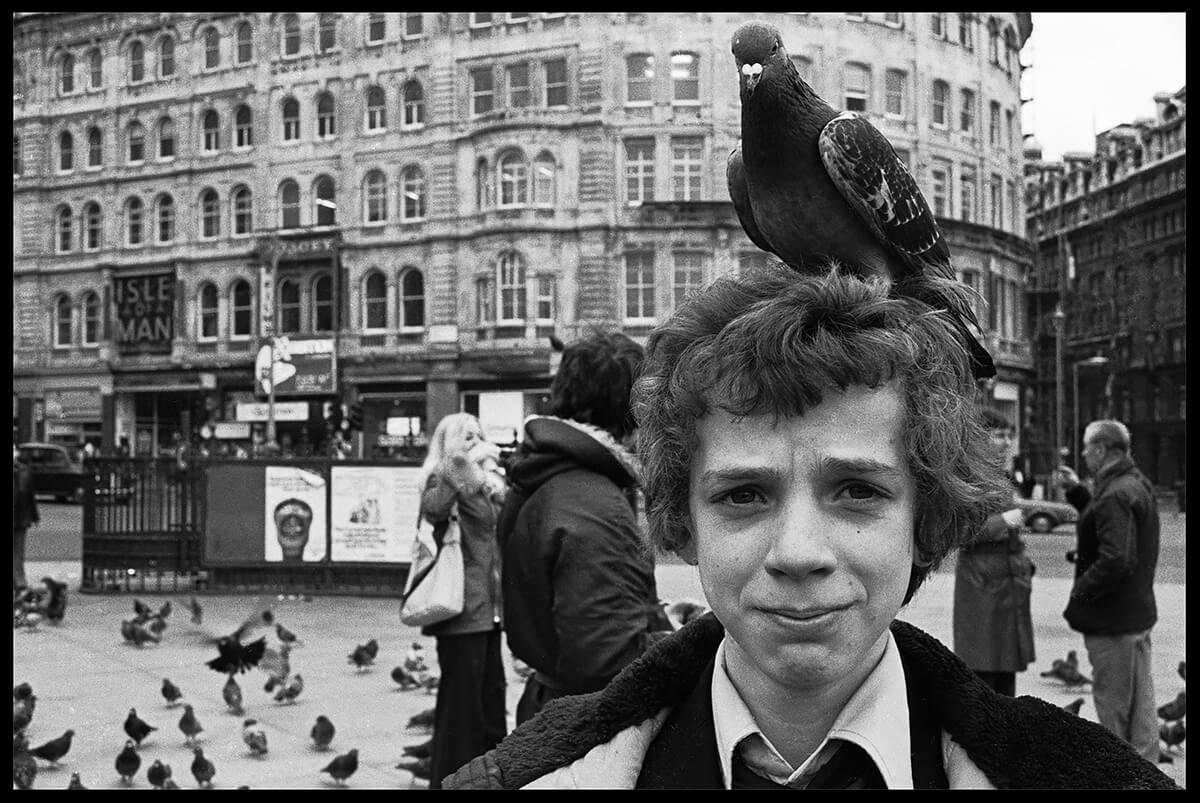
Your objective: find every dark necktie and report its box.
[731,742,886,790]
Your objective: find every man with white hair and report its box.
[1055,419,1161,764]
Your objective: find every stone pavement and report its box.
[13,558,1185,789]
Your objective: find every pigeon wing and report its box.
[726,144,777,257]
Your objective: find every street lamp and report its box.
[1051,305,1065,496]
[1072,354,1110,468]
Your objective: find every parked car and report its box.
[1014,496,1079,533]
[16,442,85,503]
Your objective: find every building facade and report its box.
[14,12,1033,459]
[1024,86,1185,488]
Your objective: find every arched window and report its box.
[363,271,387,330]
[54,295,72,348]
[234,104,253,148]
[278,279,301,334]
[317,92,336,139]
[403,80,425,127]
[281,13,300,57]
[58,130,74,172]
[317,13,339,53]
[533,152,556,207]
[200,188,220,239]
[400,166,426,221]
[497,152,528,208]
[399,267,425,328]
[626,54,654,104]
[230,279,252,337]
[125,197,144,246]
[157,117,175,159]
[235,22,253,64]
[55,206,73,253]
[231,185,253,235]
[202,110,220,152]
[81,291,100,345]
[198,283,219,339]
[127,121,145,163]
[1003,27,1017,75]
[156,194,175,243]
[987,18,1001,65]
[366,86,386,130]
[314,175,336,226]
[87,126,103,167]
[203,26,221,70]
[282,97,300,141]
[313,273,334,332]
[475,157,490,210]
[497,251,526,322]
[59,53,75,94]
[88,48,103,88]
[158,36,175,78]
[364,170,387,223]
[128,40,145,83]
[279,179,300,228]
[83,202,102,251]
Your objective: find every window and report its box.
[626,54,654,104]
[1008,180,1019,232]
[1005,109,1015,152]
[475,157,490,210]
[318,13,338,53]
[986,18,1001,64]
[470,13,493,28]
[282,97,300,141]
[157,117,175,159]
[281,14,300,56]
[989,101,1000,147]
[544,58,567,107]
[931,80,949,128]
[13,134,20,177]
[235,22,253,64]
[365,86,386,130]
[404,13,423,38]
[278,279,300,334]
[59,131,74,172]
[624,250,655,320]
[402,80,425,127]
[232,185,252,235]
[83,202,102,250]
[990,174,1003,228]
[400,268,425,328]
[959,88,975,134]
[60,54,75,94]
[364,272,387,329]
[470,67,494,116]
[507,62,531,108]
[200,189,220,239]
[231,279,252,337]
[400,166,426,220]
[54,296,72,347]
[671,137,703,201]
[160,36,177,76]
[930,12,946,39]
[56,206,73,253]
[625,139,655,203]
[960,165,976,222]
[127,121,145,163]
[498,152,527,207]
[279,179,300,228]
[533,152,556,206]
[125,197,143,246]
[314,175,336,226]
[129,40,144,83]
[958,13,973,50]
[536,274,556,321]
[199,283,218,340]
[884,69,905,117]
[671,51,699,103]
[506,13,530,23]
[82,292,100,345]
[202,110,220,152]
[476,276,495,323]
[672,251,705,308]
[883,12,903,27]
[203,27,220,70]
[88,48,102,88]
[235,105,253,147]
[312,274,333,332]
[156,195,175,243]
[364,170,388,223]
[366,13,386,44]
[931,159,950,216]
[316,92,336,138]
[497,251,526,322]
[844,63,869,113]
[1003,28,1016,76]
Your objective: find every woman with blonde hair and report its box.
[416,412,508,788]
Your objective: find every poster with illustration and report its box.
[264,465,328,563]
[330,465,423,563]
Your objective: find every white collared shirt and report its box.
[711,629,914,789]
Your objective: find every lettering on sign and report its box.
[113,273,175,353]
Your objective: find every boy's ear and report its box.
[674,515,699,566]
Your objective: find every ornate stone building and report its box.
[14,12,1032,458]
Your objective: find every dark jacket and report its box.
[444,615,1178,789]
[1063,454,1159,636]
[14,460,39,531]
[497,416,662,693]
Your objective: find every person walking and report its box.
[952,408,1036,696]
[1055,419,1161,764]
[496,331,671,729]
[417,412,508,789]
[13,445,40,591]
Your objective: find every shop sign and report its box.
[113,272,175,354]
[235,401,309,422]
[213,422,252,439]
[255,337,336,397]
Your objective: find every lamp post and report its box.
[1051,305,1065,498]
[1072,354,1110,468]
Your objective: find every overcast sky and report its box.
[1021,12,1186,161]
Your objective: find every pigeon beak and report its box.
[740,62,763,95]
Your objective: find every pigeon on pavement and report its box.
[311,715,335,750]
[223,673,245,715]
[396,756,431,780]
[727,20,994,380]
[132,598,153,621]
[184,596,203,625]
[206,634,268,675]
[115,739,141,784]
[348,643,375,671]
[14,741,37,789]
[66,771,87,789]
[124,708,157,747]
[1160,720,1186,752]
[364,638,380,660]
[161,677,184,707]
[30,728,74,765]
[178,703,204,746]
[260,643,293,693]
[392,665,422,691]
[407,707,435,731]
[274,673,304,704]
[1157,690,1186,722]
[1040,655,1092,687]
[191,746,216,788]
[403,642,428,675]
[276,622,300,646]
[147,758,172,789]
[321,748,359,786]
[41,577,68,623]
[402,738,433,759]
[242,718,269,757]
[13,682,33,703]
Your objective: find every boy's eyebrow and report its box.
[696,457,906,484]
[818,456,906,478]
[696,466,787,485]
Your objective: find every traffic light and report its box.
[323,400,342,432]
[347,401,363,431]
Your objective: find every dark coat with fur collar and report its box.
[444,614,1178,789]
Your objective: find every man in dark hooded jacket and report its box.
[498,331,670,725]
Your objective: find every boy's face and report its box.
[682,383,916,697]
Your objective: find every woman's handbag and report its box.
[400,508,465,627]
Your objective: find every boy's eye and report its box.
[724,487,762,505]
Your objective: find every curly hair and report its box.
[633,261,1012,603]
[549,330,645,441]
